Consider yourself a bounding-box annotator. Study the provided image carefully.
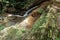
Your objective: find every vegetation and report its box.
[20,7,59,40]
[0,0,60,40]
[0,24,5,30]
[0,0,43,15]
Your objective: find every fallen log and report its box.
[18,1,50,30]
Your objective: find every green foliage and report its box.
[22,8,58,40]
[0,0,59,40]
[0,0,35,14]
[56,37,60,40]
[31,11,52,40]
[38,8,45,14]
[0,25,5,30]
[4,28,18,40]
[16,29,26,36]
[1,0,35,9]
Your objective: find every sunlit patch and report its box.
[8,14,12,17]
